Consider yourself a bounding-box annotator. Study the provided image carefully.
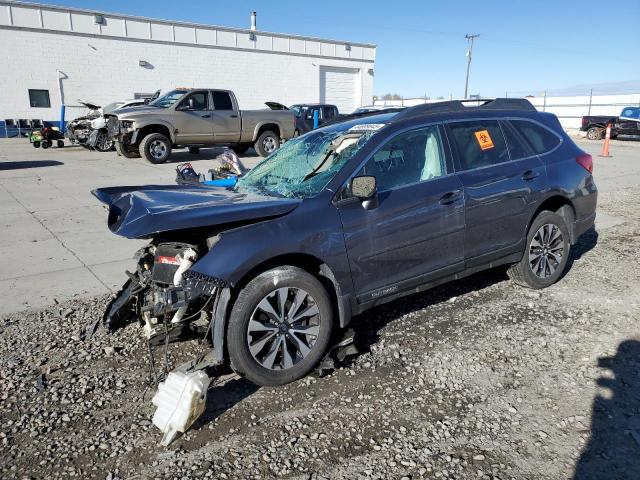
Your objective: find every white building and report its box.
[0,1,376,129]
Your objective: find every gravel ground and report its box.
[1,187,639,480]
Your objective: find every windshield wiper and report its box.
[302,133,363,182]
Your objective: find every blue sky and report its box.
[37,0,640,98]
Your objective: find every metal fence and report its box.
[374,90,640,129]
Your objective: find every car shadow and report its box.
[567,226,599,267]
[0,160,64,170]
[572,339,640,480]
[345,267,510,361]
[164,147,260,164]
[192,375,260,429]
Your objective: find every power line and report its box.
[464,34,480,99]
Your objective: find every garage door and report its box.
[319,66,360,114]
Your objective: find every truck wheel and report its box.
[507,211,570,289]
[586,127,604,140]
[227,266,334,387]
[254,130,280,157]
[188,147,200,154]
[57,140,65,148]
[231,144,250,155]
[41,140,50,149]
[115,141,141,158]
[139,133,172,164]
[33,141,40,148]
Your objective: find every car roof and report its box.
[320,112,398,133]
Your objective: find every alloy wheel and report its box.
[528,223,564,278]
[247,287,320,370]
[262,136,278,154]
[149,139,167,159]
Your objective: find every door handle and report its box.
[230,114,239,118]
[439,190,461,205]
[201,114,211,118]
[521,170,539,181]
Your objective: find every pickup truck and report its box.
[581,106,640,140]
[105,88,296,163]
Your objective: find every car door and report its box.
[173,90,213,144]
[210,90,241,143]
[337,124,465,301]
[445,119,547,266]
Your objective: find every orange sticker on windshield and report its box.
[474,130,494,150]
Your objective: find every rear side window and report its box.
[501,121,534,160]
[511,120,560,155]
[212,91,234,110]
[323,106,337,120]
[447,120,509,170]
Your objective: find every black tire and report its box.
[227,266,334,386]
[115,141,141,158]
[33,141,40,148]
[231,144,251,155]
[508,211,571,289]
[188,147,200,154]
[57,140,64,148]
[139,133,172,164]
[41,140,50,149]
[254,130,280,157]
[586,127,604,140]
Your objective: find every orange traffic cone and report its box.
[599,122,612,158]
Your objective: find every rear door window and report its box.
[212,91,234,110]
[447,120,510,171]
[322,106,337,120]
[500,121,534,160]
[510,120,561,155]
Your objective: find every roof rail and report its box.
[391,98,536,122]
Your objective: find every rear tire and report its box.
[115,141,141,158]
[586,127,604,140]
[57,140,64,148]
[139,133,172,164]
[508,211,571,289]
[227,266,333,386]
[254,130,280,157]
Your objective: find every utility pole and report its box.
[464,34,479,99]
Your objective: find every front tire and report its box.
[227,266,334,386]
[94,130,113,152]
[508,211,571,289]
[254,130,280,157]
[139,133,172,164]
[115,141,141,158]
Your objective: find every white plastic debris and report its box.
[151,370,212,445]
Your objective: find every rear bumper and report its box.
[572,211,596,243]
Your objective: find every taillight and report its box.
[581,117,588,127]
[576,153,593,174]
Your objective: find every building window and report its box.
[29,89,51,108]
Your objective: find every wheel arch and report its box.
[135,123,174,145]
[527,195,577,243]
[253,123,281,142]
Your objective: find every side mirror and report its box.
[351,175,377,199]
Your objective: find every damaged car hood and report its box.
[92,185,301,238]
[113,105,162,118]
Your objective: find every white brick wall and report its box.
[0,2,375,122]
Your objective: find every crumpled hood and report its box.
[92,185,301,239]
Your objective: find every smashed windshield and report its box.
[149,90,187,108]
[235,128,377,199]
